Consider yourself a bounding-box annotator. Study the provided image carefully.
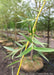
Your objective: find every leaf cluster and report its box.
[4,33,54,66]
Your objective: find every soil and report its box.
[0,37,54,75]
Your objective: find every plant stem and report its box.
[12,66,14,75]
[17,0,46,75]
[30,50,33,59]
[30,34,34,59]
[47,5,50,48]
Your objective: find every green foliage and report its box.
[19,33,32,43]
[4,46,22,59]
[37,16,54,31]
[0,0,54,31]
[3,0,54,67]
[15,41,22,47]
[16,47,32,58]
[8,21,15,29]
[4,33,54,64]
[7,60,19,67]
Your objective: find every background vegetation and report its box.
[0,0,54,47]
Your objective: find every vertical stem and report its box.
[12,66,14,75]
[14,23,17,47]
[30,50,33,59]
[30,36,33,59]
[47,5,50,48]
[47,19,50,48]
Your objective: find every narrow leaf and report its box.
[34,46,54,52]
[33,38,44,47]
[17,19,34,23]
[39,52,49,62]
[7,60,19,67]
[18,40,27,42]
[4,46,16,51]
[16,47,32,58]
[15,41,22,47]
[4,52,14,59]
[19,33,32,43]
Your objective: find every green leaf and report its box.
[33,37,44,47]
[17,19,34,23]
[19,33,32,43]
[11,47,24,59]
[34,46,54,52]
[16,47,32,58]
[12,51,19,59]
[7,60,19,67]
[17,15,25,20]
[4,52,14,59]
[39,52,49,62]
[31,8,39,12]
[15,41,22,47]
[29,43,32,48]
[4,47,22,59]
[4,46,22,59]
[34,34,41,37]
[4,46,17,51]
[4,46,21,52]
[18,40,27,42]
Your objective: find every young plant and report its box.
[3,0,54,75]
[4,32,54,66]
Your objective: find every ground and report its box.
[0,37,54,75]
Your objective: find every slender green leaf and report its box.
[31,8,39,12]
[16,47,32,58]
[34,46,54,52]
[17,19,34,23]
[4,46,21,52]
[17,15,25,20]
[19,33,32,43]
[12,51,19,59]
[39,52,49,62]
[7,60,19,67]
[34,34,41,37]
[15,41,22,47]
[4,46,17,51]
[33,37,45,47]
[18,40,27,42]
[29,43,32,48]
[4,52,14,59]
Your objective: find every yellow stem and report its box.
[17,41,29,75]
[33,0,46,34]
[17,0,46,75]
